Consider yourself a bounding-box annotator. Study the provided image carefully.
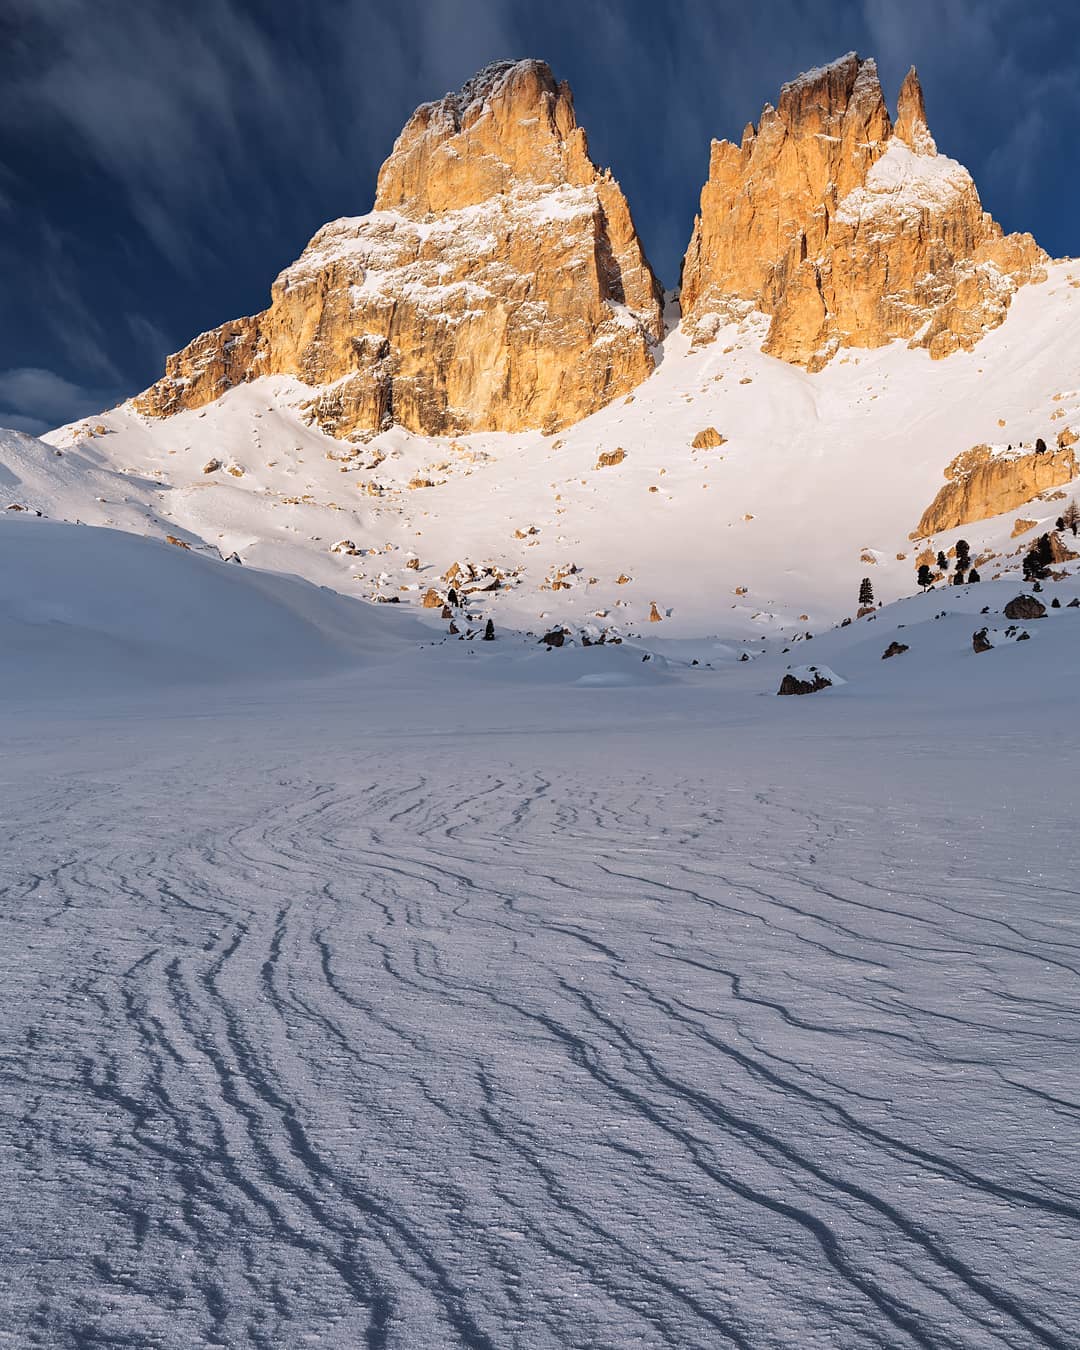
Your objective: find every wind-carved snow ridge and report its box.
[2,664,1080,1346]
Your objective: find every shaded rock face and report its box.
[681,54,1046,369]
[915,444,1077,536]
[136,60,663,439]
[778,669,832,695]
[1046,530,1080,564]
[1003,594,1047,619]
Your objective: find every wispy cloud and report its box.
[0,365,110,432]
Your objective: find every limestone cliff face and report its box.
[681,54,1047,369]
[914,444,1077,537]
[136,61,663,438]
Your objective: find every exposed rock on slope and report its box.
[914,444,1077,537]
[681,54,1046,369]
[136,60,663,438]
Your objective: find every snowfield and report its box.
[15,259,1080,647]
[2,513,1079,1347]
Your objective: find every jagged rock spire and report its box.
[895,66,936,153]
[681,53,1046,368]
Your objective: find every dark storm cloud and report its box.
[1,0,1077,431]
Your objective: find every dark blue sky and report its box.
[1,0,1076,433]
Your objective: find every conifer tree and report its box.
[1023,536,1053,582]
[968,568,981,583]
[858,577,874,606]
[917,563,933,590]
[936,551,948,571]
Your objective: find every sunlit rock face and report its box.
[680,54,1047,370]
[136,60,663,438]
[914,443,1077,537]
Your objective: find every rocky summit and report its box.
[133,52,1058,450]
[680,53,1047,369]
[136,60,663,438]
[133,53,1055,441]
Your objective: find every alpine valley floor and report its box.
[2,530,1079,1348]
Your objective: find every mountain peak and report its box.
[374,58,592,216]
[135,59,662,439]
[681,53,1045,368]
[895,65,936,153]
[777,52,884,121]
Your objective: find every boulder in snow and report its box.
[778,665,840,696]
[1003,594,1046,619]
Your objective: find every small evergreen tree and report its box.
[955,539,971,569]
[936,550,948,571]
[858,577,874,606]
[1023,534,1053,582]
[1062,501,1080,536]
[483,618,495,641]
[1035,437,1047,454]
[917,563,933,591]
[968,568,981,583]
[954,568,966,585]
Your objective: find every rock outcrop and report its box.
[914,444,1077,537]
[1003,594,1047,620]
[778,666,834,695]
[136,60,663,438]
[681,54,1046,369]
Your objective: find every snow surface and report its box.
[0,515,427,696]
[835,139,972,225]
[2,537,1079,1346]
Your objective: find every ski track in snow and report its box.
[1,717,1079,1348]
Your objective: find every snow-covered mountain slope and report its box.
[22,262,1080,641]
[0,514,428,697]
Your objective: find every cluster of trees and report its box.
[1056,501,1080,536]
[917,540,980,590]
[1023,533,1054,582]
